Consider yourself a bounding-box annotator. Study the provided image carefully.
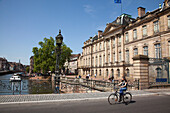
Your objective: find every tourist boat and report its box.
[10,73,21,81]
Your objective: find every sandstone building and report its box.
[78,0,170,82]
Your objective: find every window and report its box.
[155,43,161,58]
[134,48,138,56]
[106,69,108,77]
[126,69,130,77]
[118,35,121,45]
[96,56,98,66]
[86,58,88,66]
[154,21,159,33]
[125,32,129,43]
[108,54,110,63]
[133,29,137,40]
[119,51,121,62]
[113,53,115,63]
[143,46,148,56]
[113,38,115,47]
[96,44,97,51]
[103,55,105,63]
[126,50,129,63]
[104,41,105,49]
[96,70,97,76]
[99,43,102,50]
[111,69,114,78]
[108,40,110,49]
[117,69,120,77]
[99,56,102,66]
[168,15,170,29]
[156,68,162,78]
[99,69,101,76]
[142,25,147,37]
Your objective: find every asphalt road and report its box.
[0,95,170,113]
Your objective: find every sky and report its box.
[0,0,165,65]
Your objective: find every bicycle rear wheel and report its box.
[123,92,132,104]
[108,93,118,105]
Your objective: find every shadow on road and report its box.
[124,100,136,105]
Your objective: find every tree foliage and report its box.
[32,37,72,74]
[26,66,29,73]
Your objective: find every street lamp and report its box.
[55,29,63,93]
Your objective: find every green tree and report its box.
[32,37,72,74]
[26,66,30,73]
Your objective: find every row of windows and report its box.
[125,43,161,63]
[83,67,162,78]
[84,37,122,55]
[84,16,170,55]
[84,69,130,77]
[83,43,162,66]
[125,16,170,43]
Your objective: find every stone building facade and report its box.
[65,54,80,75]
[78,0,170,81]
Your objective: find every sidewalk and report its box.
[0,89,170,104]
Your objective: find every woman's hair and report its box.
[122,76,127,82]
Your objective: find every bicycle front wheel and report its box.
[108,93,118,105]
[123,92,132,104]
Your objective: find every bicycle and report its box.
[108,87,132,105]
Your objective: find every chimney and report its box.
[98,30,103,38]
[137,7,145,17]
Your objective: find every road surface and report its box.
[0,95,170,113]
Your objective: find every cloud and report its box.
[83,5,95,16]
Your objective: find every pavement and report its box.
[0,88,170,104]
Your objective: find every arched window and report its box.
[106,69,108,77]
[96,56,98,66]
[156,67,162,78]
[92,70,94,76]
[99,69,101,76]
[99,55,102,66]
[117,69,120,77]
[126,69,130,77]
[96,70,97,76]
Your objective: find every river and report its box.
[0,73,54,95]
[0,74,96,95]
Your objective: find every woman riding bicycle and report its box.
[118,76,128,102]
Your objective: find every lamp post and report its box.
[55,29,63,93]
